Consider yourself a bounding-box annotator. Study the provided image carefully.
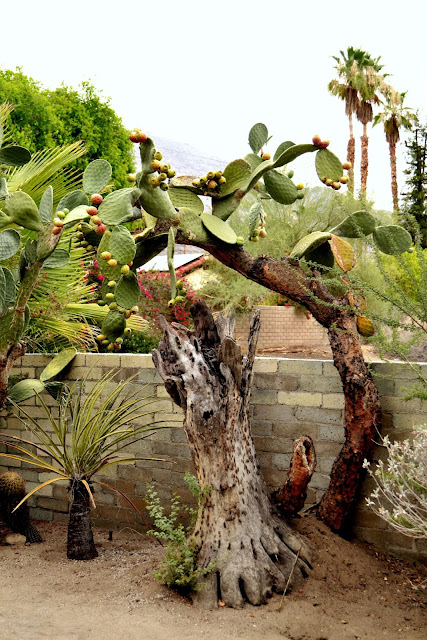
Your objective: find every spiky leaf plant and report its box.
[0,369,168,560]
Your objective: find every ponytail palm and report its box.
[0,369,167,559]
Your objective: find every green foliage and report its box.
[0,70,135,189]
[145,474,215,595]
[119,330,160,354]
[401,122,427,247]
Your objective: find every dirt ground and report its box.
[0,515,425,640]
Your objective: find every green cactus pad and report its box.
[138,176,178,221]
[133,233,169,269]
[4,191,41,231]
[168,188,204,214]
[8,379,46,403]
[139,138,156,175]
[62,205,90,226]
[110,225,136,264]
[43,249,70,269]
[115,272,140,309]
[289,231,331,259]
[330,210,376,238]
[170,175,202,194]
[0,145,31,167]
[101,310,126,340]
[373,225,412,255]
[23,304,30,333]
[211,192,242,221]
[0,177,8,200]
[248,123,269,154]
[305,243,335,270]
[201,213,237,244]
[315,149,342,182]
[1,267,16,306]
[248,200,263,238]
[39,348,77,382]
[274,144,317,168]
[56,190,89,213]
[273,141,295,161]
[39,186,53,224]
[167,227,177,300]
[218,160,252,197]
[23,239,37,265]
[243,153,263,172]
[98,187,141,225]
[0,229,20,261]
[83,159,112,194]
[263,171,298,205]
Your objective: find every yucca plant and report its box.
[0,369,167,560]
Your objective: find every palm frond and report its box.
[0,102,14,145]
[6,142,86,206]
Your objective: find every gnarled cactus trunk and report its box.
[67,480,97,561]
[153,301,312,609]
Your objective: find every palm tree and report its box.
[328,47,372,194]
[373,89,417,211]
[0,370,166,560]
[356,57,387,198]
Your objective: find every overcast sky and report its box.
[2,0,426,210]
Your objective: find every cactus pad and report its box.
[243,153,263,171]
[305,243,335,270]
[373,225,412,255]
[263,170,298,205]
[138,177,177,220]
[8,379,46,403]
[39,348,77,382]
[0,229,20,261]
[273,141,295,161]
[110,225,136,264]
[115,272,140,309]
[330,210,376,238]
[83,159,112,194]
[315,149,343,182]
[43,249,70,269]
[218,159,252,197]
[1,267,16,306]
[0,177,8,200]
[39,186,53,224]
[200,213,237,244]
[274,143,317,168]
[56,190,89,213]
[133,233,169,269]
[329,235,355,273]
[139,138,156,175]
[248,200,263,238]
[0,145,31,166]
[168,188,204,214]
[167,227,177,300]
[248,123,269,154]
[62,205,90,226]
[290,231,331,259]
[101,310,126,341]
[356,315,375,337]
[0,269,6,315]
[4,191,41,231]
[98,187,141,225]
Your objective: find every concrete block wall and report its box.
[1,353,425,563]
[234,306,329,350]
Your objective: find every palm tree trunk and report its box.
[360,124,369,198]
[347,114,355,195]
[389,141,399,210]
[67,480,97,560]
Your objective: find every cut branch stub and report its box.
[272,435,316,518]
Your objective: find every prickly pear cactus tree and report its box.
[96,123,413,548]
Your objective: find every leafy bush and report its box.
[145,474,215,595]
[363,427,427,538]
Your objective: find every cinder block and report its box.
[296,406,344,425]
[318,425,345,442]
[249,389,277,405]
[278,360,323,375]
[322,394,345,409]
[278,392,322,407]
[253,359,278,373]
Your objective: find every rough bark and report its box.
[272,436,316,518]
[360,128,369,197]
[153,302,312,608]
[0,342,27,411]
[67,480,97,560]
[347,116,355,195]
[317,315,382,532]
[389,141,398,210]
[174,239,382,532]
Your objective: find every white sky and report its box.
[2,0,426,210]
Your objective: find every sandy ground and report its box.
[0,515,425,640]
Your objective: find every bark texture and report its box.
[360,131,369,196]
[67,481,97,560]
[347,116,355,195]
[153,302,312,608]
[272,436,316,518]
[389,141,398,210]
